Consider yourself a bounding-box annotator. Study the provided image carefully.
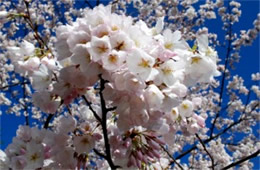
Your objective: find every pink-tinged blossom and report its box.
[24,141,44,170]
[32,91,60,114]
[144,84,164,110]
[110,31,134,51]
[31,64,52,91]
[73,135,95,154]
[179,100,194,118]
[163,29,189,51]
[55,25,73,60]
[7,41,40,74]
[87,36,111,62]
[55,115,76,134]
[102,50,126,71]
[67,31,91,51]
[155,59,185,87]
[126,48,155,81]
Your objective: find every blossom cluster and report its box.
[2,4,221,169]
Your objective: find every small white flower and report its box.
[87,36,111,62]
[163,29,189,51]
[179,100,193,118]
[73,135,95,154]
[126,48,155,81]
[24,141,44,170]
[102,50,126,71]
[144,84,165,110]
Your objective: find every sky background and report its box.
[0,0,259,168]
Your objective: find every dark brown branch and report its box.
[161,145,184,170]
[44,114,54,129]
[96,0,100,6]
[210,3,233,138]
[93,148,106,158]
[84,0,93,9]
[174,103,258,162]
[22,77,29,126]
[98,75,120,169]
[23,0,49,51]
[196,134,215,170]
[82,95,102,122]
[221,149,260,170]
[0,81,29,90]
[66,105,72,115]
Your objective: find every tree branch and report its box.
[0,81,29,90]
[210,3,233,138]
[82,95,102,122]
[93,148,107,158]
[44,114,54,129]
[221,149,260,170]
[23,0,49,51]
[22,77,29,126]
[84,0,93,9]
[174,103,258,162]
[161,145,184,170]
[196,134,215,170]
[98,75,120,169]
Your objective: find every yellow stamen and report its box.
[138,58,150,68]
[191,57,201,64]
[108,54,117,64]
[97,45,108,53]
[162,67,173,75]
[164,43,173,49]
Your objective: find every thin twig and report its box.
[196,134,215,170]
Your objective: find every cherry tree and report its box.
[0,0,259,169]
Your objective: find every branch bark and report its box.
[98,75,120,169]
[196,134,215,170]
[221,149,260,170]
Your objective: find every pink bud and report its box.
[128,154,137,167]
[193,114,205,128]
[136,158,142,169]
[93,133,102,141]
[153,137,165,145]
[148,139,160,150]
[136,150,143,160]
[142,154,148,163]
[147,150,154,158]
[20,148,26,155]
[151,149,160,159]
[124,138,132,148]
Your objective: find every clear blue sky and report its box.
[1,0,259,167]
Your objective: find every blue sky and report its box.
[1,0,259,168]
